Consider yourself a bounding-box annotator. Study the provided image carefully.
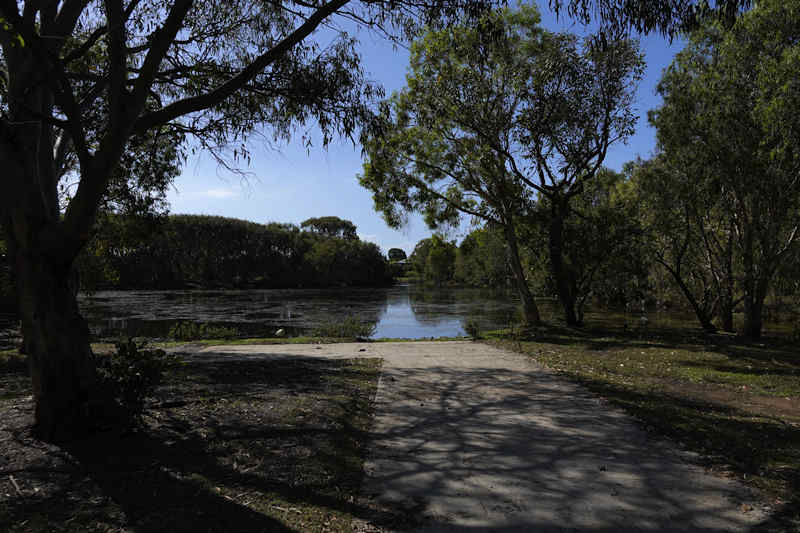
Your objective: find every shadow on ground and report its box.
[358,362,771,532]
[0,357,379,532]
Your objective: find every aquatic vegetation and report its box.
[168,321,239,341]
[311,316,377,339]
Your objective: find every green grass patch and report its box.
[487,325,800,530]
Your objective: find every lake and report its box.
[77,284,528,340]
[0,284,789,348]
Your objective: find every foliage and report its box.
[388,248,408,262]
[629,156,723,331]
[311,316,377,339]
[168,322,239,341]
[464,318,482,340]
[360,4,644,325]
[300,216,358,241]
[425,235,457,286]
[521,168,646,321]
[547,0,752,38]
[407,235,457,286]
[454,226,510,288]
[644,0,800,337]
[96,339,180,422]
[77,214,392,290]
[0,0,489,440]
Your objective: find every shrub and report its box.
[97,338,180,422]
[464,318,482,340]
[312,316,377,338]
[168,321,239,340]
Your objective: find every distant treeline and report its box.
[75,214,392,290]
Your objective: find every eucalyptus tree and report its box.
[648,0,800,337]
[360,5,643,325]
[630,155,724,332]
[547,0,752,37]
[0,0,489,442]
[522,167,644,324]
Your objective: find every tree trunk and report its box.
[503,223,540,326]
[718,223,735,332]
[718,295,734,333]
[742,292,763,339]
[8,229,98,442]
[660,261,717,332]
[548,202,579,326]
[740,223,763,339]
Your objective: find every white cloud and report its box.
[358,233,379,244]
[198,188,238,199]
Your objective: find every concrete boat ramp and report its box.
[182,341,768,532]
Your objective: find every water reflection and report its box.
[77,284,522,340]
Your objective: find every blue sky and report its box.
[165,2,685,256]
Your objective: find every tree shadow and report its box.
[358,363,782,531]
[0,356,380,532]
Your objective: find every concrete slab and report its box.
[183,341,769,532]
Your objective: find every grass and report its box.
[151,335,470,350]
[311,316,377,339]
[486,323,800,531]
[0,350,382,532]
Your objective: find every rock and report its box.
[274,328,286,337]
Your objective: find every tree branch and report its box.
[134,0,351,133]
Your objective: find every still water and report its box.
[77,284,526,340]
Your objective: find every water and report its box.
[1,285,792,347]
[77,284,525,340]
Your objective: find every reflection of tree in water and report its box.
[292,288,387,331]
[408,285,521,327]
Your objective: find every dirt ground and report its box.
[0,356,380,532]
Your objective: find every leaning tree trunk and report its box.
[658,260,717,333]
[502,222,541,326]
[9,230,98,442]
[548,202,579,326]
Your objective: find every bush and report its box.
[97,338,180,422]
[464,318,482,340]
[312,316,377,338]
[168,321,239,340]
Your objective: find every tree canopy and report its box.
[547,0,752,38]
[360,4,643,324]
[638,0,800,337]
[301,216,358,240]
[0,0,493,442]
